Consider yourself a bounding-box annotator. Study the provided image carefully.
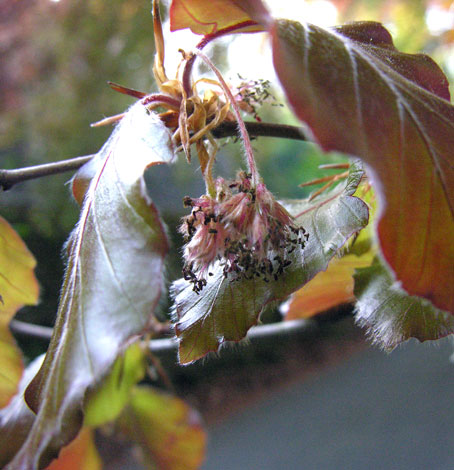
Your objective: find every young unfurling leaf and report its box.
[3,102,174,470]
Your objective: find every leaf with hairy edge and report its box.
[271,19,454,312]
[0,216,39,408]
[171,163,368,364]
[354,259,454,349]
[119,386,206,470]
[169,0,269,35]
[3,102,174,470]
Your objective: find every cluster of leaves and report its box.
[1,0,454,468]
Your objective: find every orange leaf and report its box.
[271,20,454,312]
[45,428,101,470]
[284,251,374,320]
[120,386,206,470]
[169,0,268,35]
[0,216,39,408]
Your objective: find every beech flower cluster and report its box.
[180,172,308,293]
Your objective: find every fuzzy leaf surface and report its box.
[0,216,39,408]
[4,102,174,470]
[272,19,454,312]
[172,164,368,364]
[119,386,206,470]
[169,0,268,34]
[354,259,454,349]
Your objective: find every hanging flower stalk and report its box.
[179,50,308,293]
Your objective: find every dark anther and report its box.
[183,196,193,207]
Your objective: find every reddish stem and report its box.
[193,49,260,185]
[182,20,259,97]
[141,93,181,109]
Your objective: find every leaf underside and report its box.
[3,103,174,470]
[354,259,454,349]
[172,163,369,364]
[271,19,454,313]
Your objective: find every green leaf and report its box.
[271,19,454,312]
[354,258,454,349]
[84,343,146,428]
[0,216,39,408]
[3,102,174,470]
[172,162,369,364]
[119,386,206,470]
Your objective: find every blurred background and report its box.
[2,0,454,468]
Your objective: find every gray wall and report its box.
[204,338,454,470]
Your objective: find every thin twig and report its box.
[10,318,313,356]
[214,121,306,140]
[0,122,307,190]
[0,155,94,191]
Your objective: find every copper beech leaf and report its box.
[271,19,454,313]
[119,386,206,470]
[169,0,269,35]
[3,102,174,470]
[0,216,39,409]
[171,163,368,364]
[354,259,454,349]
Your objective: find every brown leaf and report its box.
[169,0,268,35]
[354,259,454,349]
[271,20,454,312]
[3,103,174,470]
